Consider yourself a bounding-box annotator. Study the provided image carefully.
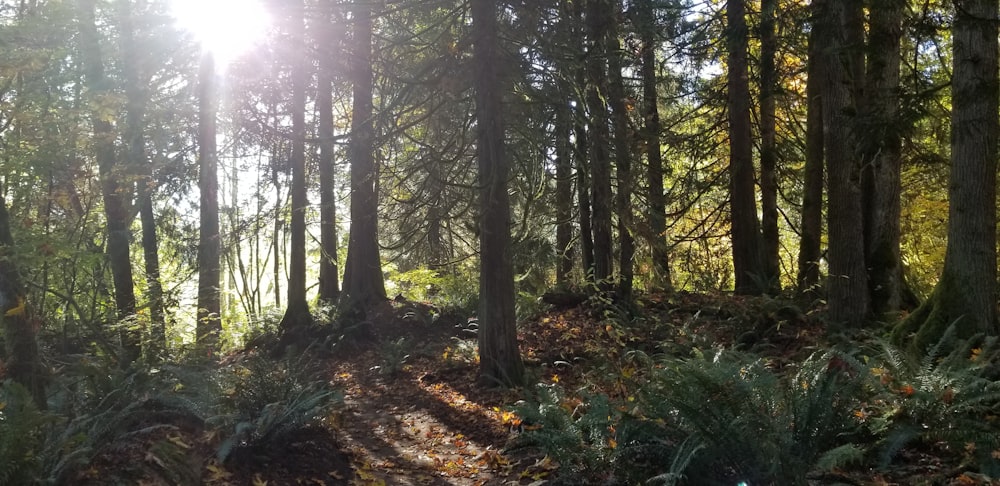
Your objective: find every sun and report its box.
[170,0,271,65]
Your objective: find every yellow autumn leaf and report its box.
[167,434,191,449]
[205,462,232,481]
[252,473,267,486]
[5,296,25,317]
[608,438,618,449]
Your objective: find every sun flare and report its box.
[170,0,271,65]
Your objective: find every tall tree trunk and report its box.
[797,0,824,297]
[861,0,905,319]
[554,99,574,285]
[573,88,594,281]
[893,0,998,350]
[586,0,614,288]
[317,11,340,304]
[817,0,869,328]
[272,158,282,309]
[606,4,634,302]
[566,0,592,281]
[118,0,166,353]
[280,0,312,330]
[0,190,46,408]
[639,0,672,291]
[78,0,139,361]
[196,52,222,351]
[341,0,386,316]
[727,0,764,295]
[759,0,780,292]
[471,0,525,387]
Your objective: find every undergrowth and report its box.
[513,325,1000,484]
[0,346,342,484]
[213,353,342,463]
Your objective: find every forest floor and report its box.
[79,292,997,485]
[219,292,994,486]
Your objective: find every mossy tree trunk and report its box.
[861,0,905,320]
[893,0,998,351]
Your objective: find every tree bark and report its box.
[606,3,634,302]
[759,0,780,293]
[317,10,340,304]
[566,0,593,281]
[586,0,614,288]
[341,0,387,316]
[554,99,574,285]
[727,0,764,295]
[0,189,46,408]
[78,0,139,360]
[638,0,672,292]
[797,0,824,297]
[817,0,869,328]
[861,0,905,319]
[574,88,594,281]
[196,52,222,351]
[893,0,998,350]
[279,0,312,330]
[118,0,166,353]
[471,0,525,387]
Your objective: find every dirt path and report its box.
[319,300,544,486]
[330,353,523,486]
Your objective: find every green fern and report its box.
[0,380,55,485]
[33,360,217,484]
[511,386,621,483]
[637,349,866,485]
[865,329,1000,474]
[213,354,342,463]
[215,384,342,463]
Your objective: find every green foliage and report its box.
[514,349,869,485]
[214,384,341,464]
[377,337,411,376]
[384,266,479,317]
[0,381,53,485]
[386,267,443,302]
[37,361,212,484]
[0,359,217,485]
[862,331,1000,474]
[213,353,342,463]
[441,337,478,366]
[639,349,866,485]
[0,349,343,483]
[512,386,622,483]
